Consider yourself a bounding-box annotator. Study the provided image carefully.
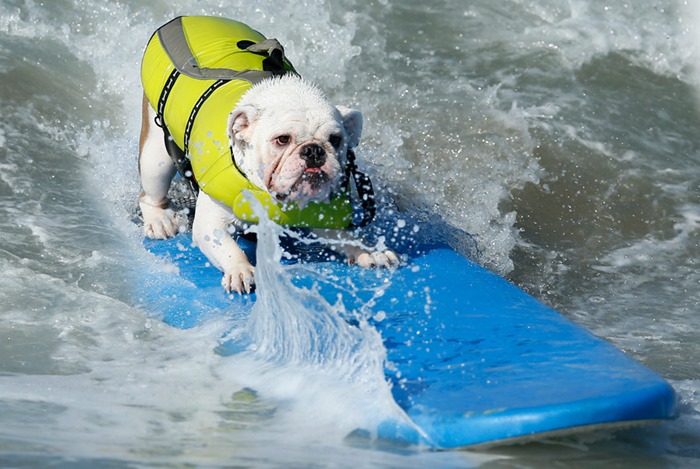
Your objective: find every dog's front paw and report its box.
[222,264,256,294]
[352,250,400,269]
[140,202,181,239]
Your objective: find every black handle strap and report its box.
[244,38,288,75]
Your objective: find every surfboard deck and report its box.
[139,233,677,449]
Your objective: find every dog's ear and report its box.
[336,106,363,149]
[228,105,259,144]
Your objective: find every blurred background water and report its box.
[1,0,699,467]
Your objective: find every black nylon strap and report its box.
[153,68,199,195]
[183,79,228,158]
[155,68,180,129]
[345,149,376,227]
[163,126,199,195]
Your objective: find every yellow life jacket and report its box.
[141,16,358,229]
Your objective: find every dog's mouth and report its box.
[301,167,329,186]
[275,168,331,203]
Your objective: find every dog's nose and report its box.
[300,144,326,168]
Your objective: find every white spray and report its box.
[223,200,426,444]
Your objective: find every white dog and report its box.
[138,23,398,293]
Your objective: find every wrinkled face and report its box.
[228,76,362,208]
[244,106,346,204]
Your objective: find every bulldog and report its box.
[138,73,399,294]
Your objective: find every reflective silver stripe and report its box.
[156,16,274,83]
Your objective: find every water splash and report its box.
[225,200,427,444]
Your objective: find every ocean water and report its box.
[1,0,699,467]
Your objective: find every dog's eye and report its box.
[274,135,291,146]
[329,134,343,149]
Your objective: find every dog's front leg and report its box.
[192,192,255,294]
[313,229,400,268]
[138,95,180,239]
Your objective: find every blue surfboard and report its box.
[138,229,676,449]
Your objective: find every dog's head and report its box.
[227,74,362,207]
